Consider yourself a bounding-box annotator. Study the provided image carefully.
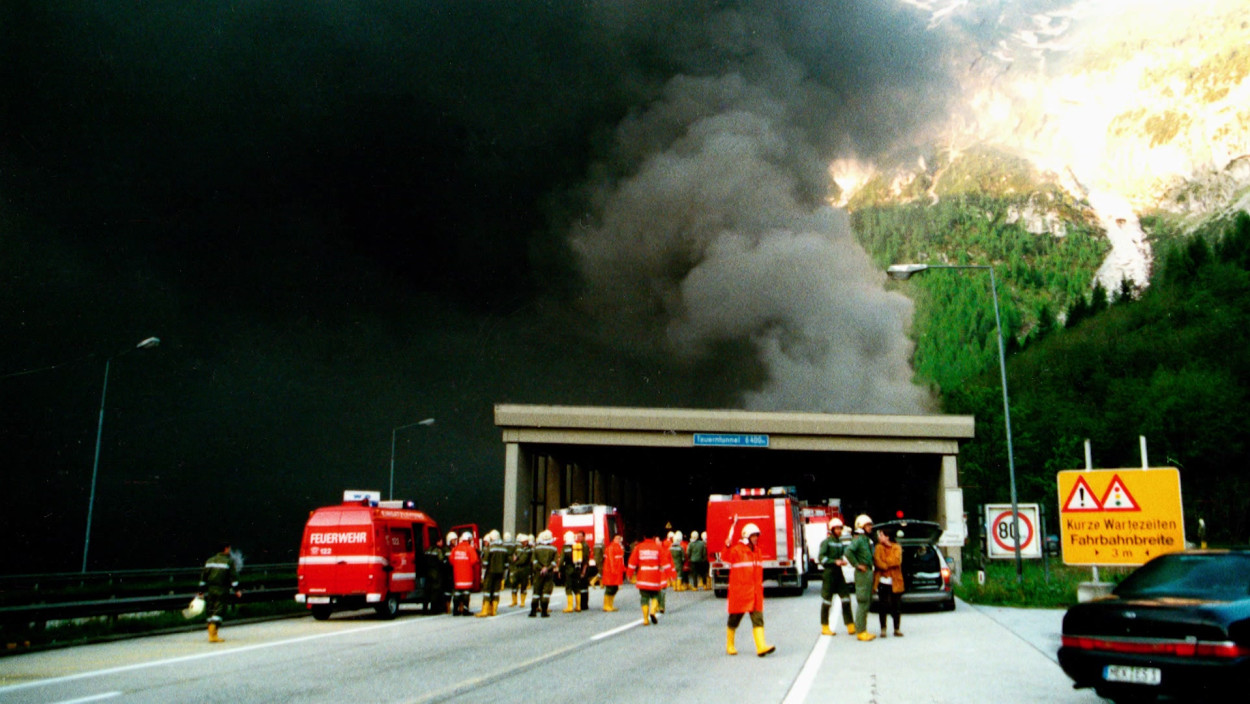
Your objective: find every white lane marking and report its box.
[781,635,830,704]
[49,693,121,704]
[407,613,643,702]
[590,618,643,640]
[0,619,414,695]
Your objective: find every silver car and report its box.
[871,519,956,611]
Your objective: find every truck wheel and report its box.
[311,605,332,621]
[375,594,400,620]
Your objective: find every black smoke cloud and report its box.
[2,1,963,571]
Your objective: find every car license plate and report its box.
[1104,665,1161,685]
[306,596,331,604]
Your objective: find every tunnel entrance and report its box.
[495,405,975,573]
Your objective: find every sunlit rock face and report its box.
[844,0,1250,289]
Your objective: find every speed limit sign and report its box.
[984,503,1042,559]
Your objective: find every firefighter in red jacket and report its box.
[450,531,480,616]
[600,534,625,612]
[724,515,775,657]
[626,526,675,626]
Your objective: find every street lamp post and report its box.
[83,336,160,573]
[390,418,435,500]
[887,263,1024,583]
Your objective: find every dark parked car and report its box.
[1058,549,1250,703]
[870,519,955,611]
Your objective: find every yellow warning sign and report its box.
[1056,468,1185,566]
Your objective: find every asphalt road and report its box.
[0,588,1107,704]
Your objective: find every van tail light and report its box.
[1062,635,1250,659]
[940,566,951,588]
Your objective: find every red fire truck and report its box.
[546,504,623,549]
[707,487,808,596]
[296,491,442,620]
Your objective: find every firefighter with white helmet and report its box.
[450,531,480,616]
[509,533,533,608]
[723,517,775,657]
[845,514,876,640]
[817,517,855,636]
[529,530,559,618]
[688,529,708,591]
[478,529,509,618]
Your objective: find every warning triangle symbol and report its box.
[1100,474,1142,511]
[1063,476,1102,512]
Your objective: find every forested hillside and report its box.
[912,213,1250,543]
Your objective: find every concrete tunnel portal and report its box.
[495,404,976,574]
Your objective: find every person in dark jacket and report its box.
[198,542,241,643]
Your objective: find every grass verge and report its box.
[955,558,1135,608]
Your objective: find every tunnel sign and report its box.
[1057,468,1185,566]
[984,503,1041,559]
[693,433,769,448]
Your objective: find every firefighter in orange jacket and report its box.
[724,515,775,657]
[626,527,675,626]
[450,531,480,616]
[600,534,625,612]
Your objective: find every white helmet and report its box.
[741,523,762,540]
[701,531,708,540]
[673,531,683,541]
[537,530,554,543]
[446,531,457,543]
[563,531,574,544]
[828,517,844,532]
[487,529,501,542]
[460,531,473,542]
[503,531,513,541]
[519,533,531,544]
[854,514,873,531]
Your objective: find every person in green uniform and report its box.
[198,542,241,643]
[479,530,508,617]
[529,530,559,618]
[846,514,877,641]
[509,533,533,609]
[817,517,856,635]
[423,534,447,614]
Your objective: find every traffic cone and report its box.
[208,623,223,643]
[726,627,738,655]
[752,626,775,657]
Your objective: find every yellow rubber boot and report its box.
[821,624,834,636]
[726,627,738,655]
[520,592,528,607]
[857,630,877,642]
[510,593,518,608]
[208,623,223,643]
[846,622,856,635]
[564,595,575,613]
[642,605,651,626]
[476,598,491,617]
[489,598,499,616]
[752,626,775,657]
[604,594,616,612]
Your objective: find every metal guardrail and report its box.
[0,565,299,629]
[0,588,297,628]
[0,563,297,592]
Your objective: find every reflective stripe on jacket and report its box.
[626,539,675,590]
[725,541,764,614]
[450,543,480,589]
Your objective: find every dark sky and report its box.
[1,1,989,572]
